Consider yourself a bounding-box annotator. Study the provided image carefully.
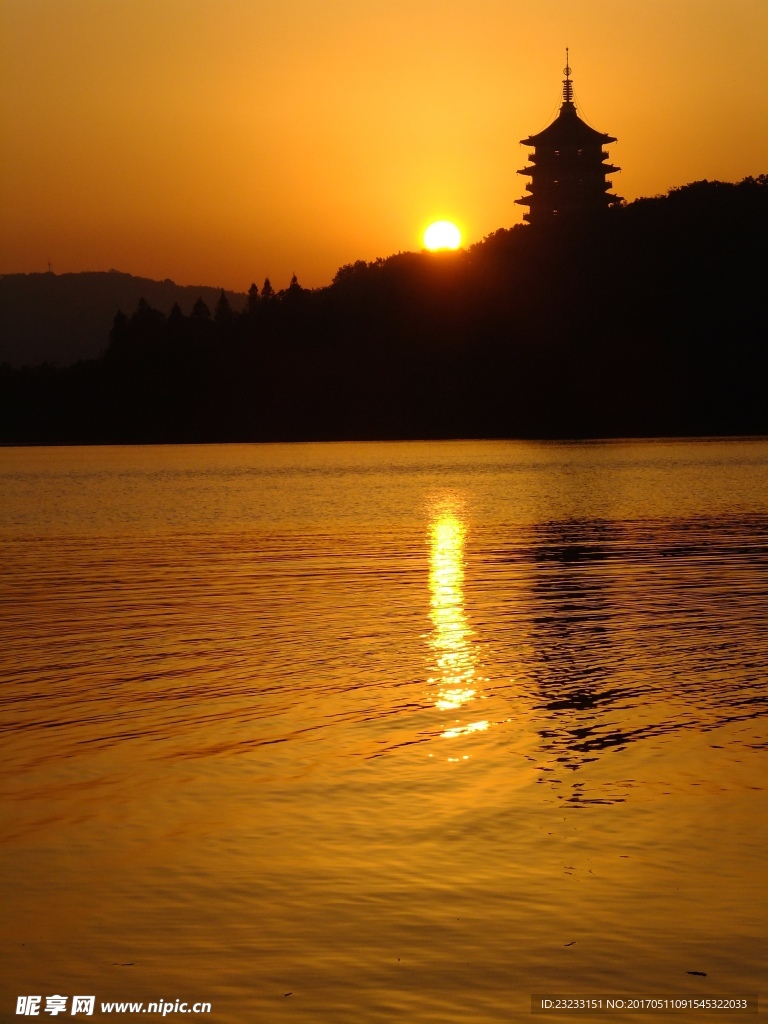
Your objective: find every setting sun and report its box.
[424,221,462,251]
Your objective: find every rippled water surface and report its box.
[1,439,767,1022]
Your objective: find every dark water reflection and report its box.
[470,513,768,804]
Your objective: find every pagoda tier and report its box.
[516,57,622,224]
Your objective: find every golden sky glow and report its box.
[1,0,767,290]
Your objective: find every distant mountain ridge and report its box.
[0,270,247,367]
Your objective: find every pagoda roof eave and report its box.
[521,102,615,147]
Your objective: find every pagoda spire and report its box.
[562,48,573,105]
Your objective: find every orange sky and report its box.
[1,0,767,291]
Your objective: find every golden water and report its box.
[1,440,767,1022]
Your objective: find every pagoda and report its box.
[516,53,622,224]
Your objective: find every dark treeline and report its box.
[0,271,247,367]
[2,176,767,443]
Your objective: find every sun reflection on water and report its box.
[428,503,488,742]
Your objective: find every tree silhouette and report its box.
[191,297,211,319]
[246,282,259,316]
[214,290,234,329]
[167,302,184,329]
[108,310,128,353]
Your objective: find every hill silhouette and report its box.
[1,177,766,443]
[0,271,247,367]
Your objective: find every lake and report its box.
[1,439,767,1022]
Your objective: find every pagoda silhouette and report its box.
[516,52,622,224]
